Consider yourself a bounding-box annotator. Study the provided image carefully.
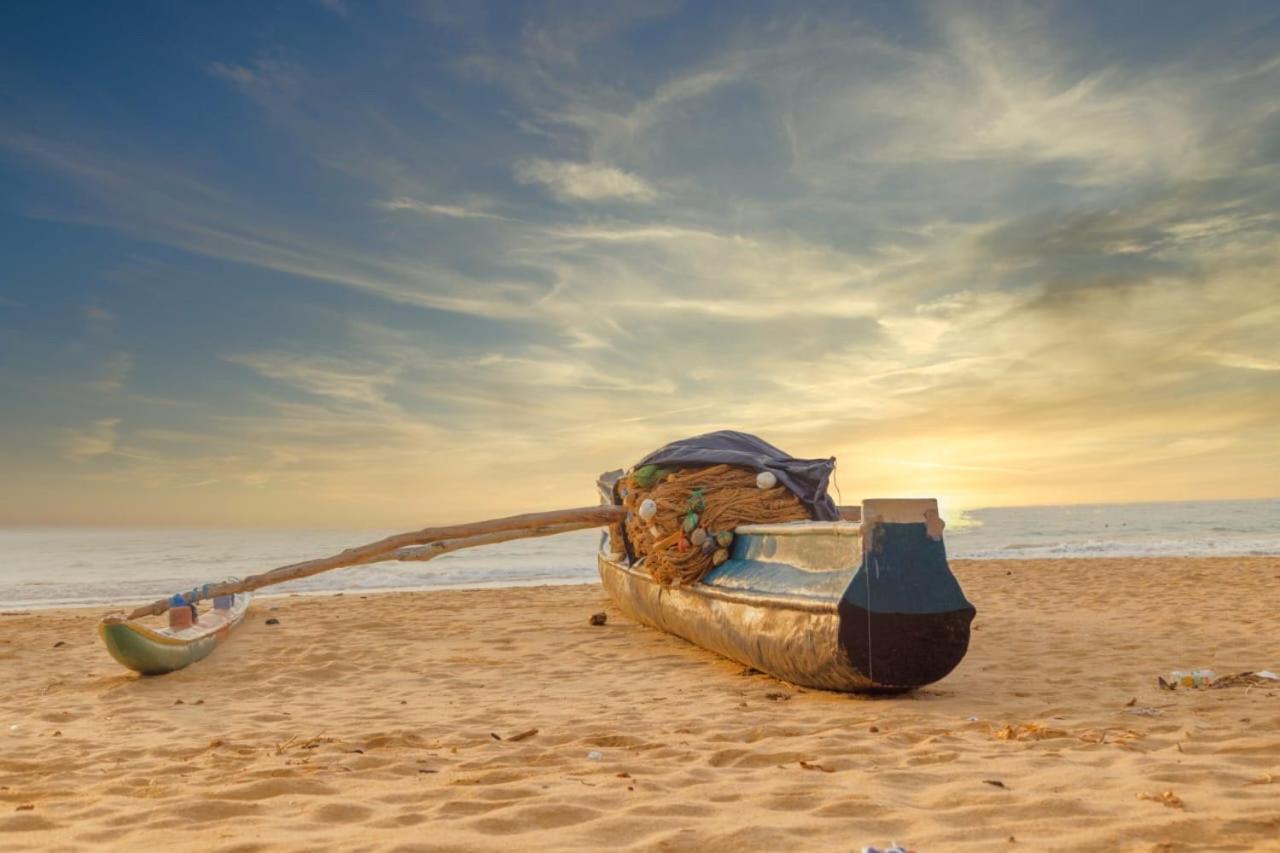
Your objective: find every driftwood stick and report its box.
[123,505,625,620]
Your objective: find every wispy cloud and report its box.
[374,197,510,220]
[64,418,121,461]
[223,351,401,408]
[514,159,658,202]
[206,61,258,86]
[93,352,134,392]
[1,133,551,319]
[83,304,115,328]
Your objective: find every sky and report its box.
[1,1,1278,527]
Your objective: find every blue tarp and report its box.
[633,430,839,521]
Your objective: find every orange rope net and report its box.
[619,464,811,586]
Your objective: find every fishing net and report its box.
[619,463,812,586]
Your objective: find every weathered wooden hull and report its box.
[598,499,974,692]
[98,593,251,675]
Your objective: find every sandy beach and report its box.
[1,556,1278,852]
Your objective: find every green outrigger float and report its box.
[98,592,251,675]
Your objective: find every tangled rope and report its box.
[619,464,812,586]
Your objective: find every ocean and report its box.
[1,498,1276,609]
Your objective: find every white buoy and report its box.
[756,471,777,490]
[638,499,657,521]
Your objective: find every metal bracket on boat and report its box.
[861,515,885,556]
[924,508,946,541]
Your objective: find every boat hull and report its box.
[597,499,975,692]
[598,552,877,691]
[98,593,251,675]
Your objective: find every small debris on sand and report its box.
[265,618,280,625]
[1210,671,1280,689]
[588,612,607,626]
[983,779,1008,789]
[506,728,538,742]
[993,723,1068,741]
[52,641,66,648]
[1137,790,1184,809]
[15,804,34,812]
[799,760,835,773]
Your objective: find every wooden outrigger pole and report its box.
[122,505,627,621]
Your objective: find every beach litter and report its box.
[862,845,914,853]
[983,779,1008,788]
[1168,669,1215,688]
[586,750,603,761]
[1160,669,1278,690]
[588,612,607,626]
[1210,671,1280,689]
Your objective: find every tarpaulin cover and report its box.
[633,430,839,521]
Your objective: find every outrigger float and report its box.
[99,592,251,676]
[99,432,974,691]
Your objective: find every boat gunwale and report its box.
[98,593,252,646]
[734,520,862,536]
[599,551,841,614]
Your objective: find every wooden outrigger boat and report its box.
[597,476,975,691]
[98,431,973,692]
[99,592,251,676]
